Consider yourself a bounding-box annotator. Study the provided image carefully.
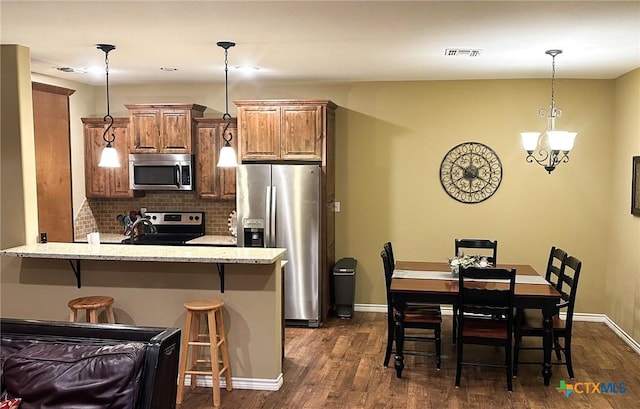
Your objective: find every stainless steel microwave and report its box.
[129,153,194,191]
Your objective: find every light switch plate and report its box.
[333,202,341,212]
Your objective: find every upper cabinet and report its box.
[194,118,238,200]
[125,103,206,154]
[82,117,134,198]
[235,100,337,162]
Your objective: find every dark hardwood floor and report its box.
[178,312,640,408]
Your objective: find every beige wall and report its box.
[0,45,38,248]
[605,68,640,340]
[330,79,614,317]
[3,46,639,343]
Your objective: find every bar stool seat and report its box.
[68,295,115,324]
[177,299,232,407]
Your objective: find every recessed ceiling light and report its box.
[160,67,178,71]
[444,48,483,57]
[56,67,87,73]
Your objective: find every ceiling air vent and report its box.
[444,48,482,57]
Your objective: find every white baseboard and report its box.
[354,304,640,356]
[185,373,283,391]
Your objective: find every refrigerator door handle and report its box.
[270,186,277,247]
[265,185,272,247]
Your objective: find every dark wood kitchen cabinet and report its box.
[194,118,238,200]
[234,100,337,162]
[82,117,134,198]
[125,103,206,154]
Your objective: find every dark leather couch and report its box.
[1,318,181,409]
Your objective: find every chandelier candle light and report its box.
[216,41,238,168]
[521,49,577,174]
[97,44,119,168]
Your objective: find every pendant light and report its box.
[97,44,119,168]
[520,49,577,174]
[216,41,238,168]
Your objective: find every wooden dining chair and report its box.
[384,242,441,312]
[381,250,442,369]
[455,266,516,391]
[454,239,498,263]
[452,238,498,343]
[513,255,582,379]
[515,246,567,318]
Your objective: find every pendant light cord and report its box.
[99,45,116,145]
[217,41,236,144]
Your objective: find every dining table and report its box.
[391,261,561,386]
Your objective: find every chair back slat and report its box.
[546,246,568,288]
[455,239,498,264]
[383,241,395,269]
[558,255,582,324]
[380,250,393,303]
[458,267,516,318]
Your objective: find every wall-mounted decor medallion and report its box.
[439,142,502,204]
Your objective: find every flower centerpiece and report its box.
[448,254,491,277]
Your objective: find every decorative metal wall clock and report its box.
[439,142,503,203]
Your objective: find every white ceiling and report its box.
[1,1,639,86]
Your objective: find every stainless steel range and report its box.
[121,211,205,245]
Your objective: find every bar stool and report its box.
[68,295,115,324]
[177,299,232,407]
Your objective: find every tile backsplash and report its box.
[74,192,236,239]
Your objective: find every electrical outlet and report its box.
[333,202,341,212]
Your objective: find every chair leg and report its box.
[383,312,394,367]
[176,310,193,405]
[513,334,521,377]
[554,335,562,361]
[435,327,441,370]
[216,308,232,392]
[452,306,458,344]
[455,329,463,387]
[564,336,574,379]
[506,339,513,392]
[207,309,221,407]
[190,313,201,390]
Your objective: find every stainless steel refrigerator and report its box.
[236,164,322,327]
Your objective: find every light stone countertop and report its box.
[75,233,128,244]
[0,242,285,264]
[185,235,237,246]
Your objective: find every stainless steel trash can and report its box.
[333,257,357,319]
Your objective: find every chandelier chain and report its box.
[99,45,115,145]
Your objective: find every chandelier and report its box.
[97,44,120,168]
[520,49,577,174]
[216,41,238,168]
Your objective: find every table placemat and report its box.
[392,269,549,285]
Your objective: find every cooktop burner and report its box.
[122,211,205,245]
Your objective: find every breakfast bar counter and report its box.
[1,242,282,264]
[1,242,286,390]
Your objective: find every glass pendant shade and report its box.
[547,131,577,151]
[520,132,541,151]
[217,142,238,167]
[98,143,120,167]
